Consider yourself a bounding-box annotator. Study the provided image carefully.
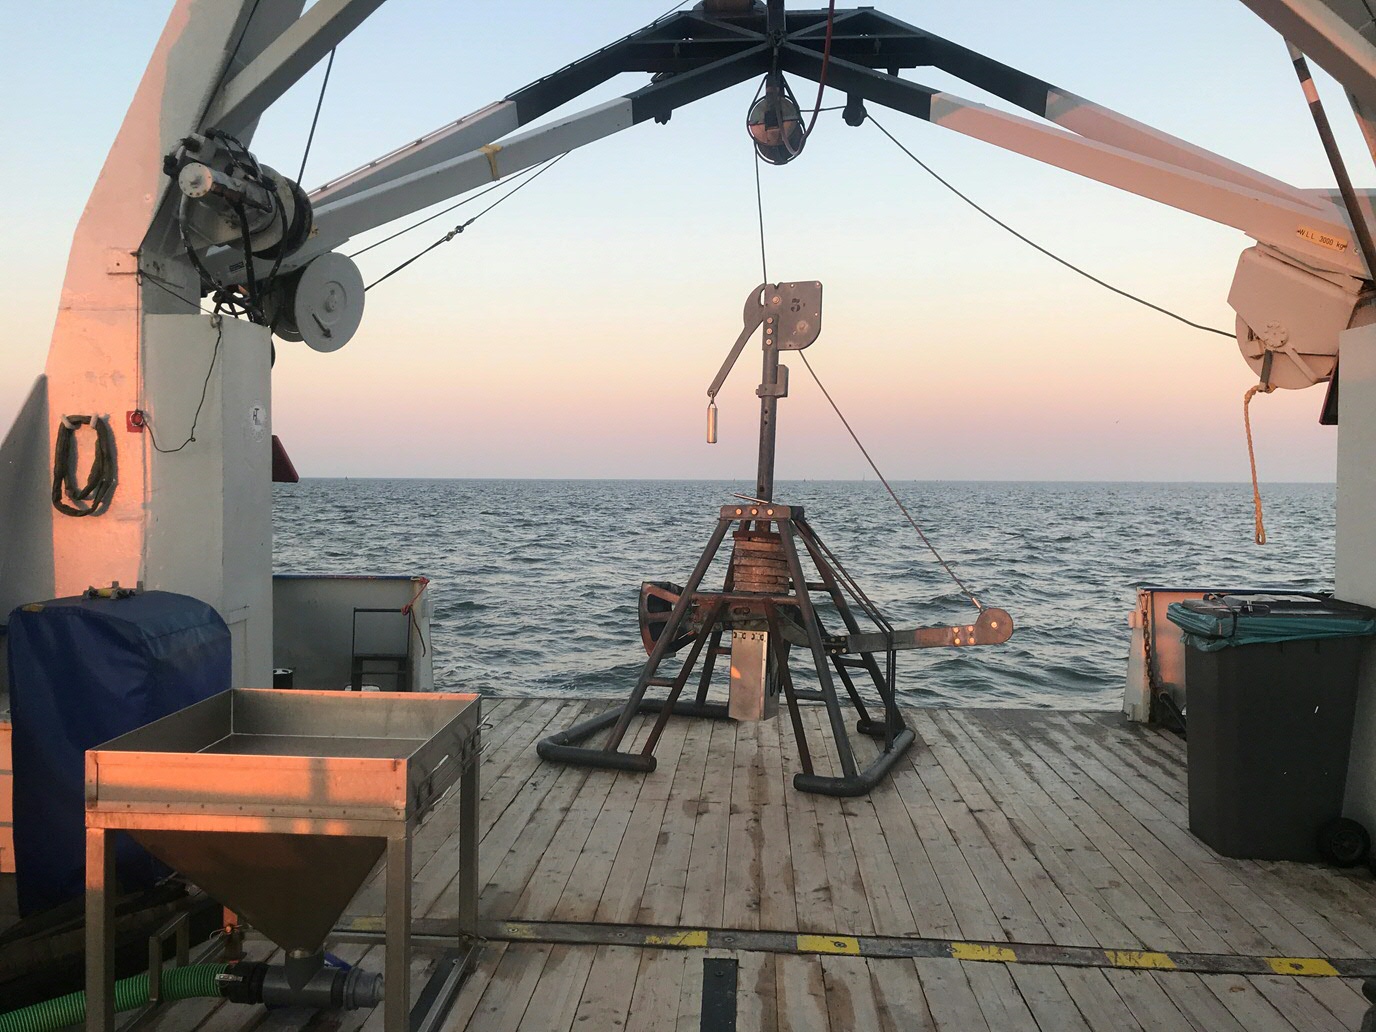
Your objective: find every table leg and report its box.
[86,827,115,1031]
[458,747,480,932]
[384,830,412,1032]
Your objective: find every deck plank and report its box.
[777,708,837,934]
[944,709,1173,951]
[513,944,596,1032]
[1100,966,1197,1032]
[1198,972,1305,1032]
[553,765,653,923]
[819,956,892,1031]
[623,949,691,1032]
[479,759,591,919]
[976,710,1232,954]
[1032,714,1343,956]
[963,962,1042,1032]
[985,710,1280,956]
[460,943,550,1031]
[722,720,764,930]
[594,716,692,924]
[775,953,833,1032]
[921,711,1097,946]
[168,699,1376,1032]
[865,771,961,940]
[569,944,640,1031]
[512,764,620,921]
[1007,964,1093,1032]
[912,958,991,1031]
[637,717,714,926]
[909,714,1048,943]
[680,720,737,928]
[754,716,799,930]
[803,708,883,937]
[888,734,1006,942]
[1055,966,1148,1032]
[868,955,938,1031]
[1246,974,1353,1032]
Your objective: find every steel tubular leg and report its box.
[765,602,814,776]
[457,748,480,933]
[694,627,725,706]
[86,827,115,1032]
[796,520,904,733]
[385,831,412,1032]
[778,521,859,779]
[830,658,874,723]
[603,517,733,751]
[644,599,725,753]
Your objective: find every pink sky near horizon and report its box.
[0,0,1362,482]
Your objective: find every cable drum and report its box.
[729,528,790,594]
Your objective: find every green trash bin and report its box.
[1166,593,1376,862]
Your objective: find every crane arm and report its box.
[184,2,1370,387]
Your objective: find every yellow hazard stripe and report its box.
[645,929,708,947]
[339,916,1360,978]
[797,934,861,955]
[1266,957,1340,976]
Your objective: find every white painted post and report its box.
[1337,323,1376,829]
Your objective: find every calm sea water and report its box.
[273,479,1335,709]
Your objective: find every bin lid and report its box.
[1165,593,1376,651]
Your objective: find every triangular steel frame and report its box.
[538,501,915,797]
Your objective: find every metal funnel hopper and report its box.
[86,689,479,954]
[129,830,384,953]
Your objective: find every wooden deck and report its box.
[145,698,1376,1031]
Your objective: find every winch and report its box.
[540,282,1014,796]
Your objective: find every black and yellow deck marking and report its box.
[334,916,1369,979]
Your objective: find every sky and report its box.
[1,0,1371,481]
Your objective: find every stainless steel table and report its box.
[84,688,480,1032]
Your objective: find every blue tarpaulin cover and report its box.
[6,590,230,915]
[1166,594,1376,652]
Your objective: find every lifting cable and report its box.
[362,153,568,291]
[751,145,984,613]
[866,115,1235,340]
[867,114,1289,545]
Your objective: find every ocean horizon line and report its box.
[278,476,1337,487]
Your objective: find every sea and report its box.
[273,479,1336,710]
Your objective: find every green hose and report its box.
[0,964,229,1032]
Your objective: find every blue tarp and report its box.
[6,590,230,915]
[1166,594,1376,652]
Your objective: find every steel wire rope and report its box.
[296,48,335,189]
[362,152,569,291]
[866,114,1235,339]
[750,135,983,613]
[347,159,550,260]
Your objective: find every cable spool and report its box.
[266,252,365,352]
[729,528,790,594]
